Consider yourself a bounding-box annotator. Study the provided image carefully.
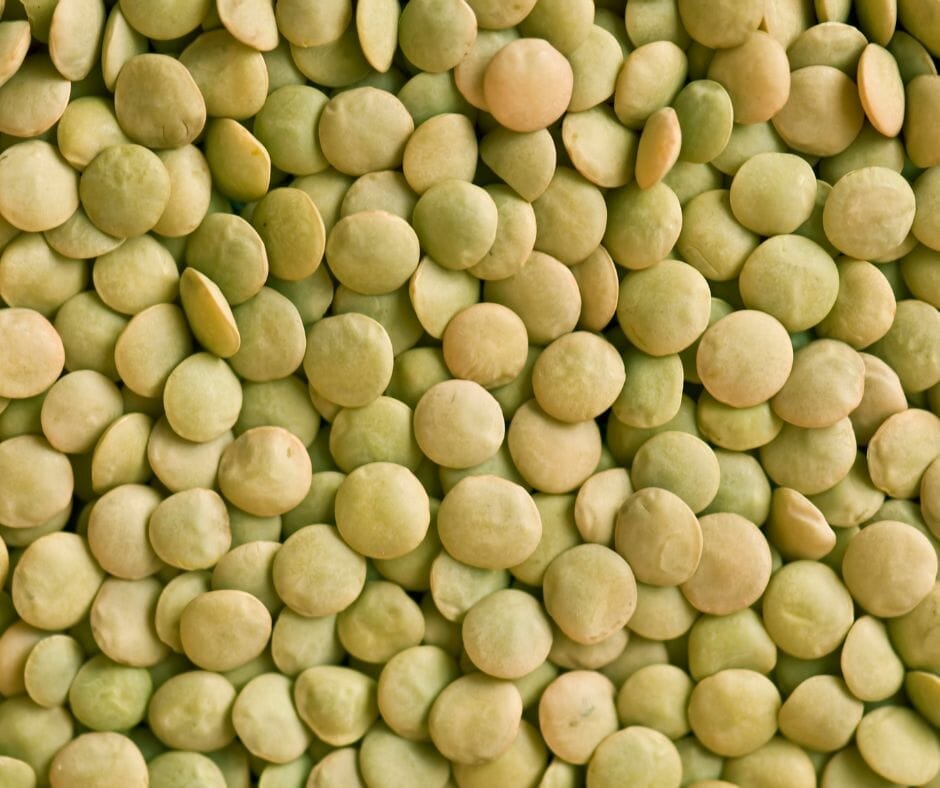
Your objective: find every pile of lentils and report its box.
[0,0,939,785]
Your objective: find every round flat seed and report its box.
[289,25,372,88]
[567,24,622,112]
[24,634,85,709]
[335,462,430,559]
[146,417,232,494]
[357,0,399,72]
[856,0,896,45]
[771,340,865,428]
[842,520,937,617]
[483,252,581,345]
[118,0,211,40]
[40,369,122,454]
[823,166,916,260]
[729,153,816,237]
[47,0,105,82]
[616,260,711,356]
[771,65,864,156]
[12,531,99,629]
[787,22,867,74]
[442,302,527,388]
[179,590,272,672]
[218,426,312,517]
[479,126,556,201]
[399,0,477,73]
[437,475,541,570]
[707,32,790,124]
[454,28,517,111]
[114,304,192,399]
[251,188,324,282]
[677,0,764,49]
[904,75,940,168]
[858,43,906,136]
[253,85,329,177]
[413,180,498,270]
[544,544,636,646]
[571,245,619,332]
[615,488,702,586]
[163,354,242,444]
[91,412,153,494]
[515,0,591,54]
[614,349,685,429]
[152,145,211,239]
[856,707,940,786]
[80,144,170,239]
[697,310,793,408]
[0,308,65,400]
[273,524,366,617]
[409,257,479,339]
[869,299,940,393]
[532,331,625,422]
[55,96,131,173]
[276,0,351,47]
[677,189,759,282]
[51,733,148,787]
[738,235,840,332]
[178,269,240,359]
[303,313,393,408]
[466,0,536,28]
[762,560,855,659]
[0,54,70,138]
[0,21,31,89]
[318,88,414,176]
[327,210,420,294]
[531,167,606,266]
[218,0,277,51]
[484,38,573,132]
[816,258,897,349]
[0,234,89,317]
[586,726,682,787]
[403,113,478,193]
[507,399,601,494]
[204,119,271,203]
[184,213,269,306]
[759,418,858,495]
[673,79,734,164]
[228,287,305,383]
[681,512,771,616]
[414,379,504,469]
[635,107,681,189]
[604,182,682,271]
[631,430,720,514]
[179,30,268,120]
[100,6,148,92]
[887,31,937,84]
[90,576,169,667]
[232,674,311,767]
[614,40,687,130]
[562,106,638,189]
[114,54,206,149]
[0,141,79,234]
[867,408,940,498]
